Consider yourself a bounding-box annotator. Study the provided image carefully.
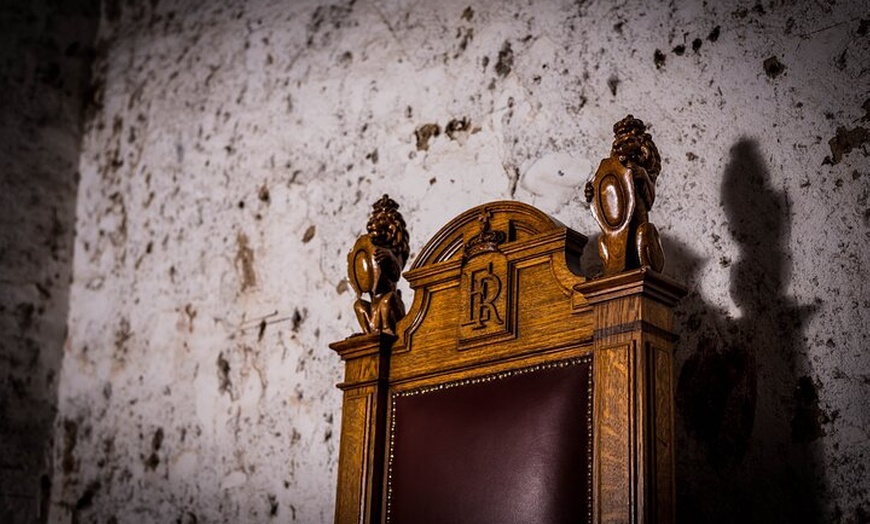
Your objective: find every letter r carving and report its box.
[463,262,503,330]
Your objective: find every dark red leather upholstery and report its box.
[388,358,592,524]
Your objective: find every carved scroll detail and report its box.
[586,115,665,275]
[347,195,409,335]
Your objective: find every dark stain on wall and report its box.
[306,1,357,48]
[113,317,132,364]
[654,49,666,69]
[414,123,441,151]
[291,308,307,333]
[708,26,720,42]
[607,75,620,96]
[144,427,164,470]
[494,40,514,77]
[258,319,268,342]
[258,185,270,203]
[235,232,257,291]
[74,480,100,511]
[61,419,80,476]
[217,352,232,395]
[302,225,316,243]
[763,56,785,79]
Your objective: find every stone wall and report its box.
[36,0,870,523]
[0,1,98,522]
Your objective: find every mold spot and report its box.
[708,25,721,42]
[653,49,666,69]
[692,38,702,52]
[258,185,270,203]
[75,480,101,510]
[763,56,785,79]
[414,123,441,151]
[235,232,256,291]
[258,319,267,342]
[302,225,316,243]
[268,494,279,517]
[673,44,686,56]
[456,27,474,56]
[686,152,698,161]
[114,317,132,362]
[145,428,164,470]
[184,303,196,332]
[292,308,307,332]
[62,419,79,475]
[445,117,471,140]
[217,352,231,395]
[335,280,349,294]
[365,149,379,164]
[495,40,513,77]
[607,75,620,96]
[461,6,473,21]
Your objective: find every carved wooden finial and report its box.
[347,194,409,335]
[585,115,665,275]
[463,208,506,260]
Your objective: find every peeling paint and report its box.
[826,126,869,165]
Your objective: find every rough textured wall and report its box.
[48,0,868,523]
[0,1,98,522]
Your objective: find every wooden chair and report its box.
[330,116,686,524]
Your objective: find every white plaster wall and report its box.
[50,0,869,522]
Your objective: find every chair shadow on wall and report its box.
[664,139,827,524]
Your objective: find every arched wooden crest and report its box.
[392,201,590,371]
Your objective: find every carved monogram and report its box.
[458,253,511,346]
[462,262,504,330]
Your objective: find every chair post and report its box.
[575,269,686,524]
[329,332,394,524]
